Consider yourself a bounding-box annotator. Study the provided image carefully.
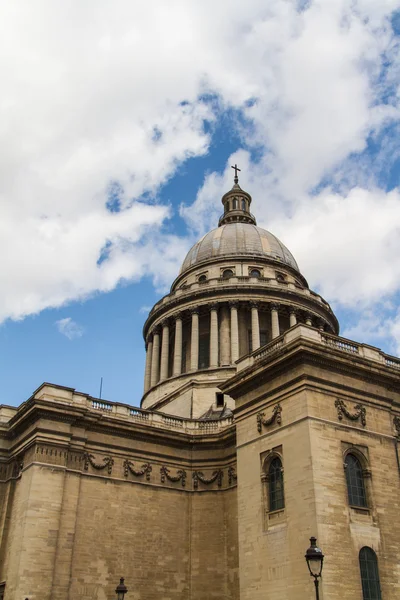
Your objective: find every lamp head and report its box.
[115,577,128,600]
[305,537,324,578]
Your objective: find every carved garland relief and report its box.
[257,404,282,433]
[335,399,366,426]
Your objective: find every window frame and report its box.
[359,546,382,600]
[344,451,368,508]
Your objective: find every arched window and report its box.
[345,453,367,507]
[250,268,261,278]
[359,547,382,600]
[222,269,234,279]
[198,274,207,283]
[269,457,284,511]
[241,199,246,210]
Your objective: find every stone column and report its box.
[190,309,199,371]
[144,338,153,393]
[150,328,160,387]
[220,304,231,365]
[209,305,219,368]
[160,320,170,382]
[251,302,261,351]
[230,302,239,363]
[271,304,280,339]
[173,313,183,376]
[306,315,313,327]
[289,310,297,328]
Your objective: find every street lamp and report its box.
[305,537,324,600]
[115,578,128,600]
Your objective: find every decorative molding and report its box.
[193,469,223,490]
[160,466,186,487]
[83,452,114,475]
[228,466,237,486]
[257,404,282,433]
[124,460,152,481]
[335,399,366,427]
[393,416,400,437]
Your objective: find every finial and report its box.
[231,164,241,185]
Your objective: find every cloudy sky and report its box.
[1,0,400,407]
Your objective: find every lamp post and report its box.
[305,537,324,600]
[115,578,128,600]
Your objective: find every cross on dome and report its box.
[231,164,241,184]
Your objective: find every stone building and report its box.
[1,175,400,600]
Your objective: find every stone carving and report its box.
[193,469,223,489]
[124,460,152,481]
[393,416,400,437]
[160,466,186,487]
[257,404,282,433]
[335,399,366,426]
[83,452,114,475]
[228,466,237,486]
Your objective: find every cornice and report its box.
[1,397,237,455]
[143,285,338,338]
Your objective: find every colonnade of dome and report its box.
[143,298,333,395]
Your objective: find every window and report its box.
[276,272,286,283]
[199,335,210,369]
[222,269,234,279]
[345,453,367,507]
[216,392,224,407]
[269,457,284,511]
[0,583,5,600]
[233,198,238,209]
[359,547,382,600]
[250,268,261,278]
[241,199,246,211]
[198,274,207,283]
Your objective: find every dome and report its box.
[180,222,299,274]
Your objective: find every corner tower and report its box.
[141,170,339,417]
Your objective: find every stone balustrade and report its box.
[236,324,400,372]
[0,384,233,435]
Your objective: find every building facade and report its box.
[1,177,399,599]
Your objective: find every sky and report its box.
[1,0,400,408]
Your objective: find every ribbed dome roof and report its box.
[180,222,299,274]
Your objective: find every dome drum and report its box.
[142,297,336,415]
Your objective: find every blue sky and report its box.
[1,1,400,408]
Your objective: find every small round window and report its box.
[222,269,234,279]
[250,269,261,278]
[198,274,207,283]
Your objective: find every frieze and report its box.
[83,452,114,475]
[335,399,366,427]
[124,459,152,481]
[160,466,186,487]
[257,404,282,433]
[0,458,23,481]
[228,466,237,486]
[193,469,223,489]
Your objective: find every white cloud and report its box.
[1,1,400,323]
[55,317,84,340]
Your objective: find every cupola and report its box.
[218,164,256,226]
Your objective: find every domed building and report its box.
[1,174,400,600]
